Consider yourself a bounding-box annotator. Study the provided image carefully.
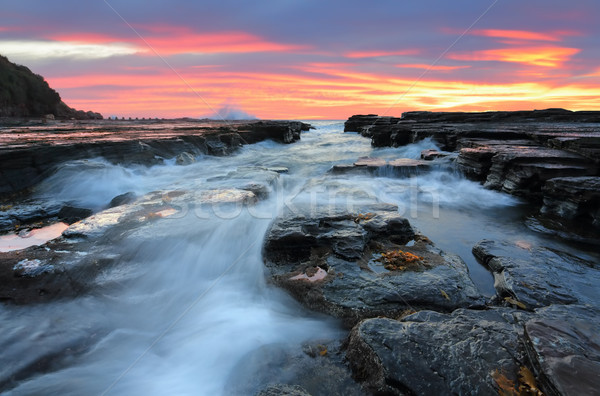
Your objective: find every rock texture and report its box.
[473,239,600,309]
[344,110,600,237]
[0,119,311,196]
[0,175,279,303]
[522,304,600,396]
[263,205,484,326]
[347,308,523,395]
[330,156,433,176]
[541,176,600,229]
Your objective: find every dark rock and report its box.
[0,120,310,197]
[238,121,311,144]
[522,304,600,396]
[344,114,382,134]
[547,135,600,163]
[0,201,63,233]
[256,384,312,396]
[0,188,262,303]
[456,147,497,181]
[57,206,92,224]
[541,176,600,230]
[399,108,600,123]
[0,55,102,120]
[108,192,137,208]
[473,239,600,309]
[482,147,596,199]
[371,125,412,147]
[263,205,484,326]
[228,340,364,396]
[175,152,196,165]
[346,308,523,395]
[330,157,432,177]
[420,149,450,160]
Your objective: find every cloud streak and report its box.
[1,0,599,119]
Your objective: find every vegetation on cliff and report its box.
[0,54,102,119]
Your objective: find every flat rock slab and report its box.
[347,308,522,395]
[331,157,432,177]
[473,239,600,309]
[263,205,484,326]
[522,304,600,396]
[0,119,310,196]
[0,186,265,304]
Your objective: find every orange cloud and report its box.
[395,63,470,71]
[50,29,307,55]
[449,46,580,67]
[49,61,600,120]
[345,50,419,58]
[470,29,562,42]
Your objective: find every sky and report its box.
[1,0,599,119]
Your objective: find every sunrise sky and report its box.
[1,0,599,119]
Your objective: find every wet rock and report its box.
[175,151,196,165]
[456,147,497,181]
[388,158,431,174]
[108,192,137,208]
[546,135,600,162]
[229,340,364,396]
[353,157,387,168]
[541,176,600,230]
[0,119,310,196]
[57,206,92,224]
[263,205,484,325]
[346,308,522,395]
[472,239,600,309]
[522,304,600,396]
[420,149,450,160]
[0,187,264,303]
[330,158,431,177]
[482,146,597,199]
[256,384,312,396]
[0,201,63,233]
[370,125,412,147]
[344,114,385,135]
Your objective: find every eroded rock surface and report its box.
[0,181,274,303]
[0,119,311,196]
[346,308,523,395]
[263,205,484,326]
[522,304,600,396]
[473,239,600,309]
[344,110,600,239]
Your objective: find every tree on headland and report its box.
[0,54,102,119]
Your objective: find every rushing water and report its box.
[1,121,594,395]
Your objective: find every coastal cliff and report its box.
[0,54,102,120]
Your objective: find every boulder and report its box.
[472,239,600,309]
[108,192,137,208]
[263,205,484,326]
[522,304,600,396]
[346,308,523,395]
[57,206,92,224]
[175,152,196,165]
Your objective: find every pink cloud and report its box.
[345,49,419,58]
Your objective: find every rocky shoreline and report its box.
[1,113,599,395]
[0,119,310,197]
[345,110,600,242]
